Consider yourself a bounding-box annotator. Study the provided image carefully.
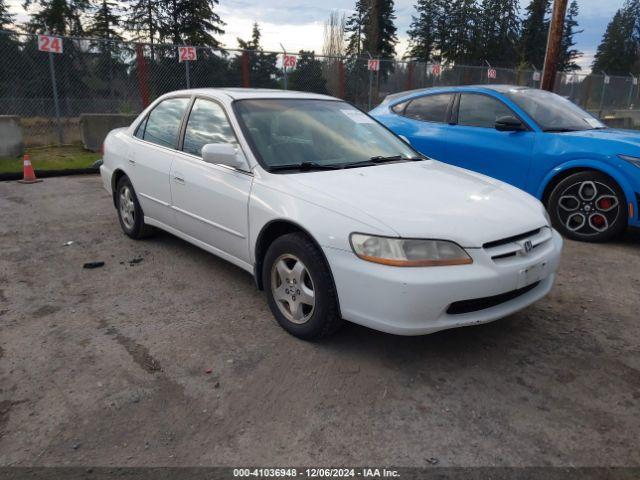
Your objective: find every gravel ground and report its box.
[0,175,639,467]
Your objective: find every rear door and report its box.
[129,96,190,225]
[391,93,454,160]
[446,93,534,190]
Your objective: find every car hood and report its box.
[288,160,547,248]
[563,127,640,148]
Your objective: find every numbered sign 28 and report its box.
[178,46,197,62]
[283,55,297,69]
[431,64,441,76]
[367,59,380,72]
[487,68,497,80]
[38,35,63,54]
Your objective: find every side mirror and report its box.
[201,143,248,170]
[495,116,525,132]
[399,134,411,145]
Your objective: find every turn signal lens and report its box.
[350,234,473,267]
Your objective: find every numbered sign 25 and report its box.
[38,35,63,54]
[283,55,297,69]
[178,46,197,62]
[367,59,380,72]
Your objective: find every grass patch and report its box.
[0,145,100,174]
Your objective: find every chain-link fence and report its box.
[2,29,640,149]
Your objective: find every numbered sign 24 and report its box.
[178,46,197,62]
[367,59,380,72]
[38,35,63,54]
[283,55,297,69]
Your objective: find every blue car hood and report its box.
[563,128,640,149]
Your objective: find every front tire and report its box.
[548,171,627,242]
[115,176,154,239]
[263,232,342,340]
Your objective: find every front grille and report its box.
[446,282,540,315]
[483,228,541,249]
[483,227,552,263]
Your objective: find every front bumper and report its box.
[324,229,563,335]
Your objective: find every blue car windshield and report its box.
[234,99,419,170]
[504,88,605,132]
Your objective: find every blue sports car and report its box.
[370,85,640,242]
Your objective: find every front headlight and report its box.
[542,208,551,226]
[349,233,473,267]
[618,154,640,168]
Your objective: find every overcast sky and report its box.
[7,0,627,71]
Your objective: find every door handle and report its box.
[128,158,136,165]
[173,173,185,184]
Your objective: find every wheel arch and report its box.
[538,160,635,211]
[110,168,128,207]
[253,220,342,316]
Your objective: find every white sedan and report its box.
[100,88,563,339]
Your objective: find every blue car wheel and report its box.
[548,171,627,242]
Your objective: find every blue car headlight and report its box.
[619,154,640,169]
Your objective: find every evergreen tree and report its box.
[443,0,479,64]
[160,0,224,47]
[126,0,164,59]
[519,0,550,68]
[592,5,637,75]
[87,0,122,41]
[406,0,442,60]
[345,0,369,57]
[231,23,278,88]
[25,0,90,35]
[288,50,327,94]
[362,0,398,59]
[558,0,582,71]
[477,0,519,67]
[0,0,14,29]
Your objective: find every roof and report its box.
[383,84,532,102]
[164,87,337,101]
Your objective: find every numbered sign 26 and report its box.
[38,35,63,54]
[487,68,497,79]
[283,55,297,69]
[367,59,380,72]
[178,46,197,62]
[431,64,441,76]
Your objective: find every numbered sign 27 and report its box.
[178,46,197,62]
[367,59,380,72]
[283,55,297,69]
[38,35,63,54]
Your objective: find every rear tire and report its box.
[548,171,627,242]
[115,176,154,239]
[263,232,342,340]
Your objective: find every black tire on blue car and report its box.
[548,171,627,242]
[115,176,154,240]
[263,232,342,340]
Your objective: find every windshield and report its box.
[504,88,605,132]
[234,99,419,170]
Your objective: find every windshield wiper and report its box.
[542,128,579,132]
[369,155,425,163]
[267,161,343,172]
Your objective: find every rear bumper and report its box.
[99,164,114,196]
[324,229,563,335]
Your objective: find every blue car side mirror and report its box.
[495,116,525,132]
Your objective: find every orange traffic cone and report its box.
[18,154,42,184]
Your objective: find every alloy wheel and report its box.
[556,180,619,237]
[270,254,316,324]
[119,185,136,230]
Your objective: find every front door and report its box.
[446,93,534,190]
[170,98,252,263]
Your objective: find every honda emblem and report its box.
[523,240,533,254]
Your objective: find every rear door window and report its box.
[143,97,190,148]
[403,94,453,123]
